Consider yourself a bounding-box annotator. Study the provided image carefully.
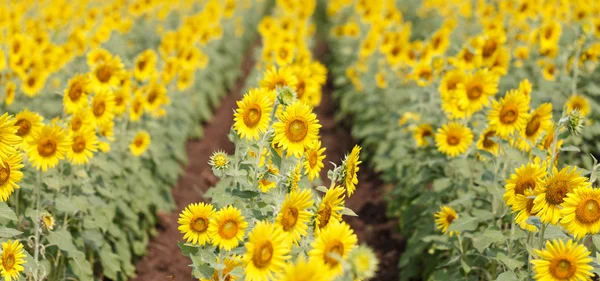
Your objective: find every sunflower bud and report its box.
[40,212,55,231]
[277,86,296,106]
[567,110,584,136]
[209,150,229,171]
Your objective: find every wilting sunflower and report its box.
[90,56,124,91]
[458,70,498,115]
[259,66,298,92]
[278,257,331,281]
[487,90,530,138]
[434,205,458,236]
[208,206,248,251]
[26,125,70,172]
[533,166,591,225]
[513,188,540,232]
[531,239,593,281]
[504,161,547,209]
[315,186,345,234]
[435,122,473,157]
[272,101,321,158]
[14,109,43,148]
[520,103,553,149]
[233,89,274,141]
[476,127,500,155]
[133,49,157,81]
[0,154,24,202]
[309,220,357,275]
[303,140,326,181]
[342,145,361,197]
[200,255,241,281]
[0,114,21,160]
[66,127,98,165]
[178,202,215,246]
[0,240,26,281]
[276,189,314,244]
[63,74,91,114]
[566,94,591,117]
[130,131,151,157]
[560,186,600,239]
[348,245,379,280]
[413,123,433,147]
[243,221,290,281]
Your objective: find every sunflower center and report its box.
[550,258,576,279]
[421,129,432,138]
[219,220,238,239]
[482,131,496,148]
[252,241,273,268]
[446,134,460,146]
[575,199,600,224]
[279,48,288,60]
[482,40,497,58]
[286,119,308,142]
[463,50,474,62]
[525,115,542,136]
[467,84,483,100]
[71,118,82,132]
[499,105,519,124]
[296,81,306,99]
[38,137,57,157]
[96,65,112,83]
[526,199,537,215]
[546,179,570,205]
[324,241,344,266]
[318,204,332,228]
[147,90,158,104]
[0,163,11,186]
[515,178,536,196]
[418,69,432,81]
[93,101,106,117]
[544,27,554,40]
[15,119,32,137]
[281,207,299,231]
[446,213,456,224]
[137,59,147,71]
[2,253,15,271]
[115,95,124,106]
[214,155,227,167]
[72,136,86,153]
[191,217,208,232]
[308,150,318,168]
[134,137,144,147]
[571,102,582,111]
[43,216,53,228]
[243,105,262,128]
[27,76,36,87]
[69,83,84,101]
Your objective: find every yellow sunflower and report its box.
[67,127,98,165]
[26,125,70,172]
[90,56,124,91]
[14,109,43,148]
[519,79,533,103]
[303,140,326,181]
[413,123,433,147]
[68,109,93,133]
[63,74,91,114]
[342,145,361,197]
[86,48,112,68]
[315,186,345,234]
[113,87,130,116]
[133,49,157,81]
[0,240,26,281]
[532,239,593,281]
[130,131,151,157]
[276,189,314,245]
[513,188,540,233]
[349,245,379,280]
[487,90,530,138]
[129,91,146,122]
[560,186,600,239]
[533,166,591,225]
[208,206,248,251]
[5,82,16,106]
[434,205,458,236]
[41,212,55,231]
[566,94,591,117]
[458,70,498,115]
[178,202,215,246]
[504,161,547,209]
[274,42,296,66]
[0,114,21,160]
[439,70,466,101]
[243,221,290,281]
[309,220,357,275]
[272,101,321,158]
[519,103,553,150]
[259,66,298,92]
[21,69,48,97]
[90,90,115,127]
[144,80,169,113]
[200,255,241,281]
[476,127,500,155]
[278,257,331,281]
[435,122,473,158]
[233,89,274,141]
[0,153,24,202]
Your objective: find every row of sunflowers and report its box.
[326,0,600,280]
[174,0,381,280]
[0,0,268,280]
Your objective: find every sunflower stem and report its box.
[33,172,42,281]
[539,223,547,249]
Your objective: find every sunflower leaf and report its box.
[495,271,518,281]
[341,207,358,217]
[0,202,18,221]
[0,227,22,238]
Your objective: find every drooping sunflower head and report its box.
[4,82,16,106]
[272,101,321,158]
[487,89,530,138]
[259,66,298,92]
[476,127,500,155]
[503,161,547,209]
[531,239,593,281]
[309,220,357,275]
[560,186,600,239]
[243,221,291,281]
[315,186,345,234]
[0,240,26,281]
[178,202,215,246]
[130,130,151,157]
[67,127,98,165]
[434,205,458,236]
[0,153,24,202]
[233,89,274,141]
[566,94,591,117]
[208,206,248,251]
[518,79,532,102]
[276,189,314,245]
[435,122,474,158]
[303,140,326,181]
[342,145,361,197]
[413,123,433,147]
[26,124,70,172]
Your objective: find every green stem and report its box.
[34,172,42,281]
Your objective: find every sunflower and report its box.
[130,130,151,157]
[68,109,93,133]
[14,109,43,147]
[90,90,115,127]
[86,48,112,67]
[26,125,70,172]
[41,212,55,231]
[458,70,498,115]
[476,127,500,155]
[434,205,458,236]
[63,74,91,114]
[513,188,540,232]
[259,66,298,92]
[520,103,553,149]
[348,245,379,280]
[272,101,321,158]
[533,166,591,225]
[209,151,229,171]
[233,89,274,141]
[276,189,314,244]
[129,92,146,122]
[566,94,591,117]
[98,121,115,142]
[309,220,357,275]
[439,70,466,101]
[90,56,124,90]
[0,240,26,281]
[487,90,530,138]
[274,42,296,66]
[243,221,290,281]
[342,145,361,197]
[560,186,600,239]
[303,140,326,181]
[413,123,433,147]
[21,69,48,97]
[531,239,593,281]
[504,161,547,209]
[200,255,241,281]
[519,79,533,103]
[113,87,130,116]
[258,176,276,192]
[5,82,16,106]
[0,154,24,202]
[208,206,248,251]
[278,257,331,281]
[435,122,473,157]
[542,62,557,81]
[0,114,21,159]
[178,202,215,246]
[315,186,345,234]
[133,49,157,81]
[67,127,98,165]
[144,80,169,113]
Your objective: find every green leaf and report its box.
[47,229,78,253]
[315,186,328,193]
[561,146,581,152]
[0,227,22,238]
[460,259,471,274]
[100,245,121,280]
[473,229,505,253]
[433,178,451,192]
[447,215,478,232]
[231,189,259,199]
[496,253,524,271]
[178,241,199,256]
[496,271,518,281]
[341,208,358,217]
[0,203,17,221]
